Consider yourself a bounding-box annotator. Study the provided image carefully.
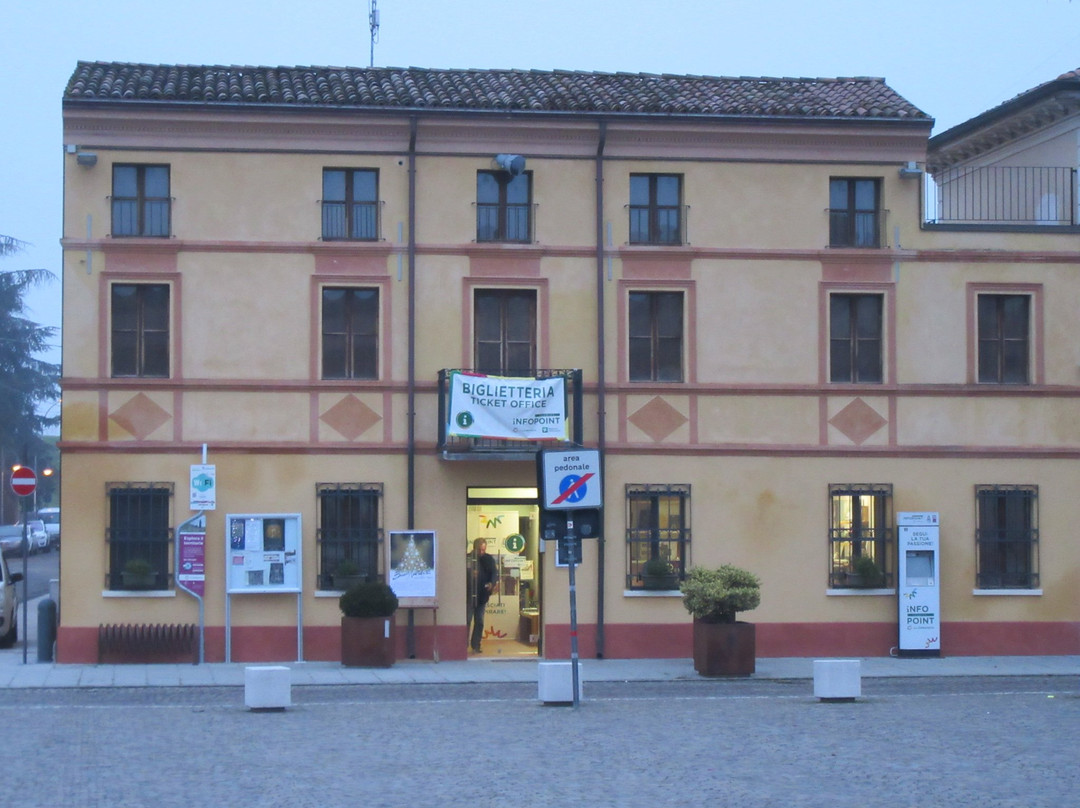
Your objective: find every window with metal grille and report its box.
[829,178,881,248]
[317,483,383,590]
[629,291,683,382]
[977,294,1030,384]
[111,164,170,237]
[626,484,690,589]
[476,170,532,242]
[106,483,173,591]
[629,174,682,244]
[474,289,537,375]
[322,169,379,240]
[830,293,883,383]
[322,287,379,379]
[111,283,170,378]
[976,485,1038,589]
[829,484,893,589]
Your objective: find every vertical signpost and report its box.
[10,466,36,663]
[180,447,215,664]
[177,513,207,664]
[538,448,602,708]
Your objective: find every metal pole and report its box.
[21,494,29,664]
[566,511,580,708]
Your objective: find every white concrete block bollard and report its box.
[813,659,861,701]
[538,661,584,705]
[245,665,292,711]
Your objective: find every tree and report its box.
[0,234,60,466]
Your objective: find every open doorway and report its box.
[466,487,541,658]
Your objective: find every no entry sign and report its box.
[10,466,36,497]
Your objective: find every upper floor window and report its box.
[474,289,536,375]
[112,164,170,237]
[626,484,690,590]
[107,482,173,591]
[978,294,1029,384]
[829,484,892,589]
[322,169,379,240]
[111,283,169,378]
[829,178,881,248]
[476,171,532,243]
[629,291,683,382]
[830,293,883,383]
[975,485,1038,589]
[317,483,383,590]
[322,287,379,380]
[629,174,682,244]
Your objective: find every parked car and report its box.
[36,507,59,549]
[22,519,50,554]
[0,549,23,648]
[0,525,25,558]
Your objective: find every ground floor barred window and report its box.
[106,482,174,591]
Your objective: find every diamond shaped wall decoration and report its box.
[628,396,688,442]
[321,395,381,441]
[109,393,171,440]
[828,398,887,445]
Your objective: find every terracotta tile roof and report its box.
[64,62,929,121]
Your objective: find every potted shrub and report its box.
[339,580,399,667]
[681,565,761,676]
[331,560,364,591]
[640,557,680,590]
[847,555,885,588]
[121,558,157,590]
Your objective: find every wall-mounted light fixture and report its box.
[494,153,525,176]
[76,152,98,167]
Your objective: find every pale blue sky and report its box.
[4,0,1079,366]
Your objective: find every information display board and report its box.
[225,513,302,594]
[388,530,437,608]
[897,511,941,656]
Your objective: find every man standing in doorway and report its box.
[470,538,498,654]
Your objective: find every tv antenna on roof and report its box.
[369,0,380,67]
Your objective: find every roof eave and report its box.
[61,96,933,129]
[929,77,1080,150]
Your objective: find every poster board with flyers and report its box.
[226,513,302,594]
[388,530,437,608]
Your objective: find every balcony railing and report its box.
[321,200,381,240]
[475,203,534,243]
[926,166,1077,226]
[827,208,887,248]
[627,204,689,245]
[437,369,583,459]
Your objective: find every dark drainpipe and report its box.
[595,120,607,658]
[407,115,418,529]
[406,116,418,656]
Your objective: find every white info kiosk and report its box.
[897,512,940,657]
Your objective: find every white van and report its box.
[36,507,59,549]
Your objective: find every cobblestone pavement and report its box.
[4,677,1078,807]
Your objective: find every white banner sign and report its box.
[447,372,567,441]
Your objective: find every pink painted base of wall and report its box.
[56,620,1080,664]
[58,623,456,664]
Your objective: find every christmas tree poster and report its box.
[389,530,437,606]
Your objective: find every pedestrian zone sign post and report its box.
[539,449,602,509]
[9,466,36,664]
[537,447,603,708]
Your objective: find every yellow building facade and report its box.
[57,63,1080,663]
